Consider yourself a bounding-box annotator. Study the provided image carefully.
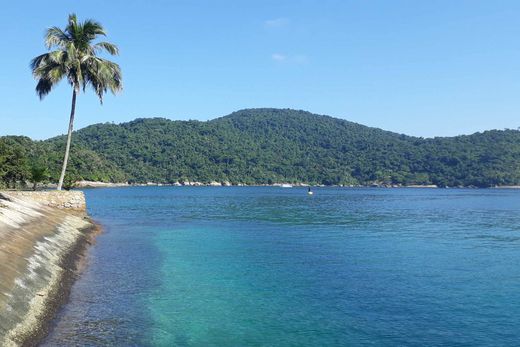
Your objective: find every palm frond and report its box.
[66,13,80,43]
[94,42,119,55]
[32,13,122,101]
[31,51,66,77]
[68,13,78,26]
[30,53,50,71]
[82,19,106,39]
[35,78,56,99]
[83,57,122,103]
[45,26,70,49]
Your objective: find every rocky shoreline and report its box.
[0,191,98,346]
[72,180,438,188]
[69,180,520,189]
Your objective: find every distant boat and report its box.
[307,187,314,195]
[281,184,293,188]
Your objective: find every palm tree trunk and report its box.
[57,89,77,191]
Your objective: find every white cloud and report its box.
[271,53,287,62]
[271,53,308,64]
[264,17,290,29]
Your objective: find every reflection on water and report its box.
[44,188,520,346]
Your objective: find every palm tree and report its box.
[31,14,122,190]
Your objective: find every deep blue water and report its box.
[43,187,520,346]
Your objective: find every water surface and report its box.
[43,187,520,346]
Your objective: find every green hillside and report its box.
[2,108,520,187]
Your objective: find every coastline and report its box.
[15,221,99,347]
[69,180,520,189]
[0,191,100,347]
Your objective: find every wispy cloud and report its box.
[264,17,290,29]
[271,53,287,62]
[271,53,308,64]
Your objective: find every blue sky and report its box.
[1,0,519,139]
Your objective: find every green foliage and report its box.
[46,108,520,187]
[2,109,520,187]
[31,13,122,101]
[30,14,123,190]
[0,137,31,188]
[30,165,48,185]
[0,136,126,187]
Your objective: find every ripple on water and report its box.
[43,187,520,347]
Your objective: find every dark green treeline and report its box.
[1,108,519,188]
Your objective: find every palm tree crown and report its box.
[31,13,122,102]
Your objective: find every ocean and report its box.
[43,187,520,346]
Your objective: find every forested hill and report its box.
[2,108,520,187]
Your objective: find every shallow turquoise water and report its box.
[44,187,520,346]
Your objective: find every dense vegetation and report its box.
[0,136,125,189]
[1,108,519,188]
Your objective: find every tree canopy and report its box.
[2,108,519,188]
[31,13,122,101]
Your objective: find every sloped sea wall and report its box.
[0,191,97,346]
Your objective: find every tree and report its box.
[0,138,30,188]
[30,13,122,190]
[30,165,49,190]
